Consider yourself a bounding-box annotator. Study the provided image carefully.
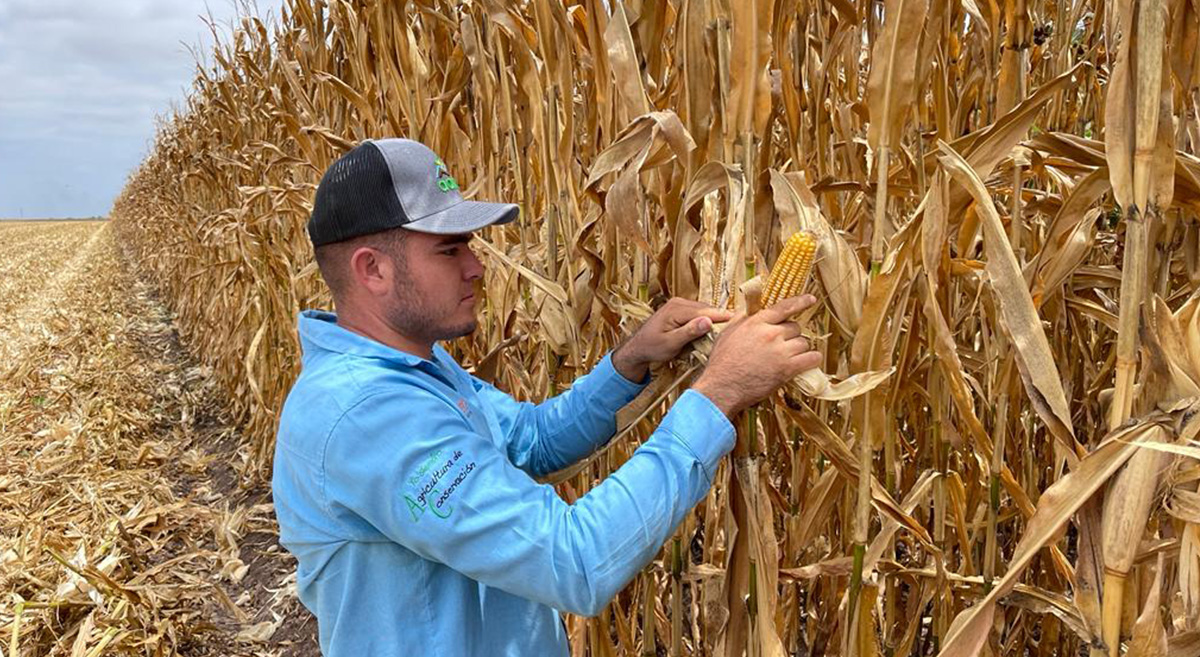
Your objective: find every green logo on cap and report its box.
[434,158,459,193]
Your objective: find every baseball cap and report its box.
[307,138,519,247]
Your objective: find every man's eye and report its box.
[441,248,458,256]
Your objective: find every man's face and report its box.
[383,231,484,344]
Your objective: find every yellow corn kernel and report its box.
[762,231,818,308]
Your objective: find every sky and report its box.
[0,0,281,219]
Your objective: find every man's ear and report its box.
[348,246,392,297]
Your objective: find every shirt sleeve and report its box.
[321,387,735,617]
[469,352,648,477]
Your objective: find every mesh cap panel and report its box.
[307,143,409,247]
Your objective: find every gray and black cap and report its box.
[307,138,518,247]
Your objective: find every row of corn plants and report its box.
[112,0,1200,654]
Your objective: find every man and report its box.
[272,138,821,656]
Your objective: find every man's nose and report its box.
[464,248,485,280]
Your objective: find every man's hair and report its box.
[313,227,409,299]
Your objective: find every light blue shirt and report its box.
[272,310,736,656]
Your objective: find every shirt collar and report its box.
[298,309,436,368]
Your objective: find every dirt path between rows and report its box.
[0,222,319,656]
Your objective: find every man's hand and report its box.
[691,295,822,417]
[612,298,736,382]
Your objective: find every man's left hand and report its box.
[612,298,735,383]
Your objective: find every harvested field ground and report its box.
[0,221,318,655]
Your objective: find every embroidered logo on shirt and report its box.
[456,397,471,417]
[403,448,477,522]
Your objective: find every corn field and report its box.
[109,0,1200,654]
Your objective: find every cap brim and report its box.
[403,200,519,235]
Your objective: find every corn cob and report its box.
[761,230,819,308]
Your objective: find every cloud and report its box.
[0,0,281,218]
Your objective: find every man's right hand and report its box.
[691,295,822,417]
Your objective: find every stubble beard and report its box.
[388,276,477,345]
